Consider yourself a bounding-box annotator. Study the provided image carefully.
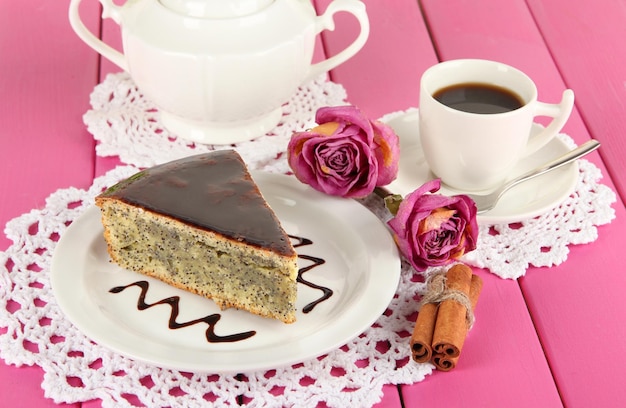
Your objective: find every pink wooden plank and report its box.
[316,0,562,406]
[403,270,562,407]
[375,384,403,408]
[526,0,626,204]
[520,215,626,408]
[0,0,99,247]
[314,0,438,119]
[421,0,626,406]
[0,0,100,406]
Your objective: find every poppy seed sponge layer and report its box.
[95,150,298,323]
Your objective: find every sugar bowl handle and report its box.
[68,0,129,71]
[307,0,370,82]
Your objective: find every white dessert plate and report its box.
[383,109,579,225]
[50,172,400,373]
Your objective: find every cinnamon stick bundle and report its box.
[409,264,483,371]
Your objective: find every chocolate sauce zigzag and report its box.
[110,281,256,343]
[290,235,332,313]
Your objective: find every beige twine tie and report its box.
[418,270,476,329]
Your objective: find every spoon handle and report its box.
[501,139,601,194]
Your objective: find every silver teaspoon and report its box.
[464,139,601,214]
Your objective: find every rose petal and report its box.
[311,122,341,137]
[420,208,456,233]
[371,120,400,186]
[316,106,375,145]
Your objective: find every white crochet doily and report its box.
[1,73,616,407]
[84,72,349,172]
[463,156,616,278]
[0,167,432,408]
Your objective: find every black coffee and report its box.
[433,83,524,114]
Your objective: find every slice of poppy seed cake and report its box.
[95,150,298,323]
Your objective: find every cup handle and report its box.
[523,89,575,157]
[306,0,370,82]
[69,0,128,71]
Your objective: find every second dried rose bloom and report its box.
[387,179,479,272]
[287,106,400,198]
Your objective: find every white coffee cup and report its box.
[419,59,574,192]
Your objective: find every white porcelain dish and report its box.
[51,172,400,373]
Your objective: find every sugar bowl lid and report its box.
[159,0,274,18]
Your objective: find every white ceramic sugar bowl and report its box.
[69,0,369,144]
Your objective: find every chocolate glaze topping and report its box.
[100,150,294,256]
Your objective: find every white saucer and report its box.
[383,109,579,225]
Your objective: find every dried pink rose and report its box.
[287,106,400,198]
[387,179,478,272]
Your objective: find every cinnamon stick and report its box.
[431,354,455,371]
[431,264,473,358]
[410,302,438,363]
[431,273,483,371]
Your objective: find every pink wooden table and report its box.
[2,0,625,406]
